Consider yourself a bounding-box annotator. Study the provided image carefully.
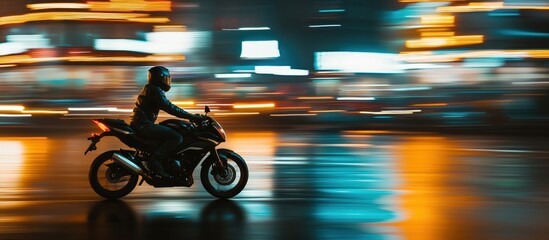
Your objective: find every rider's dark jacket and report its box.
[130,83,193,129]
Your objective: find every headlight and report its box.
[212,120,226,140]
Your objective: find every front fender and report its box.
[201,148,242,166]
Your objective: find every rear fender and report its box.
[84,131,115,155]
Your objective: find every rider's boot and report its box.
[149,157,172,180]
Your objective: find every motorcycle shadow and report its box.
[86,199,247,240]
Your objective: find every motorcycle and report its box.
[84,106,248,199]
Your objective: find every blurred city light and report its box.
[87,0,171,12]
[240,41,280,59]
[315,52,404,73]
[26,3,90,11]
[0,0,545,132]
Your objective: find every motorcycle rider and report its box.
[130,66,203,179]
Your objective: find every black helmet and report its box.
[148,66,171,91]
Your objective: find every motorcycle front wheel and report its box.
[201,149,249,199]
[89,151,139,199]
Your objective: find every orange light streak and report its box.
[88,0,171,12]
[0,12,168,26]
[420,31,455,37]
[400,49,549,63]
[406,35,484,49]
[128,17,170,23]
[0,54,185,65]
[154,25,187,32]
[233,103,275,109]
[172,101,195,106]
[296,96,335,100]
[420,15,455,25]
[27,3,90,10]
[412,103,448,107]
[22,110,69,114]
[437,2,549,13]
[214,112,260,116]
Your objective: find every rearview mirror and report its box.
[205,106,210,114]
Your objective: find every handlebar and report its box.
[191,114,210,128]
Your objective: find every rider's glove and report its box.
[192,113,205,122]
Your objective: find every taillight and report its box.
[93,120,110,132]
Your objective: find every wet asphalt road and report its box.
[1,129,548,240]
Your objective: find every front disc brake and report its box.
[213,164,237,185]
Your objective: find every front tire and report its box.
[89,151,139,199]
[201,149,248,199]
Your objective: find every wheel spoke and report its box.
[200,151,248,198]
[97,159,130,192]
[89,152,139,199]
[208,158,242,193]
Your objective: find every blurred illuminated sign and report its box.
[0,35,52,56]
[315,52,404,74]
[240,41,280,59]
[95,32,207,54]
[254,66,309,76]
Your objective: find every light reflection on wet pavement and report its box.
[0,131,548,240]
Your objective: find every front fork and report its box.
[210,148,228,178]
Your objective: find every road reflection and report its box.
[0,131,548,239]
[0,137,49,202]
[87,199,247,240]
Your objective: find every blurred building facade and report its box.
[0,0,547,130]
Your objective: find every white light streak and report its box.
[0,105,25,111]
[108,108,133,113]
[512,81,549,85]
[215,73,252,78]
[308,24,342,28]
[392,86,432,91]
[360,110,422,115]
[0,114,31,117]
[337,97,375,101]
[254,66,309,76]
[223,27,271,31]
[270,114,317,117]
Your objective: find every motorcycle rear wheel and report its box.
[201,149,248,199]
[89,151,139,199]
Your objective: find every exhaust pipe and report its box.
[112,153,143,175]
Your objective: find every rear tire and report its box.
[89,151,139,199]
[201,149,248,199]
